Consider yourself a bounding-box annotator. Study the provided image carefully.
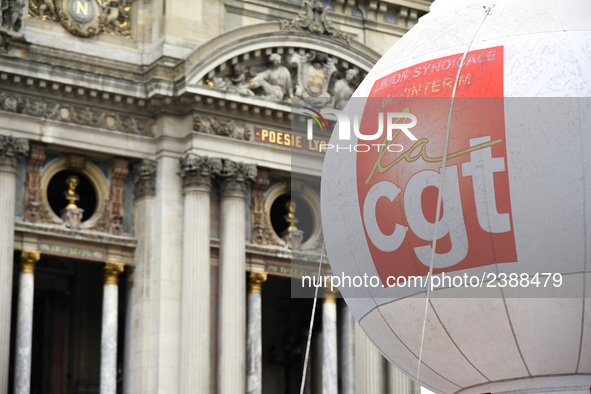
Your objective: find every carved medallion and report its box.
[29,0,131,38]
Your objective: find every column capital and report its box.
[20,250,40,274]
[133,159,157,199]
[217,159,257,198]
[179,153,220,192]
[104,262,125,285]
[324,287,339,302]
[0,135,28,172]
[248,272,267,294]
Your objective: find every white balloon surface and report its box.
[321,1,591,393]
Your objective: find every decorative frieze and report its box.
[179,153,222,191]
[202,48,363,109]
[24,144,46,223]
[133,159,157,199]
[0,92,155,137]
[0,135,28,170]
[193,115,252,141]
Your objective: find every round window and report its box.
[47,170,98,222]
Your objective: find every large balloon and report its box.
[321,0,591,393]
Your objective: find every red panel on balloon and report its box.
[356,46,517,282]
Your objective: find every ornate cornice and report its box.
[104,262,125,285]
[179,153,221,191]
[248,271,267,294]
[133,159,157,199]
[193,114,252,141]
[217,159,257,199]
[0,135,29,170]
[0,91,155,137]
[21,250,41,274]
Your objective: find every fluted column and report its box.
[247,271,267,394]
[127,159,157,393]
[0,135,28,393]
[101,262,124,394]
[355,323,385,394]
[178,153,218,393]
[14,250,40,394]
[322,290,338,394]
[341,304,355,394]
[387,362,420,394]
[217,159,256,394]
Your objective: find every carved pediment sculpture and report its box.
[280,0,351,44]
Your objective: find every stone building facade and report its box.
[0,0,431,392]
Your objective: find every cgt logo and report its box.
[355,46,517,281]
[302,107,418,152]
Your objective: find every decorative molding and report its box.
[0,134,29,170]
[248,271,267,294]
[251,168,270,245]
[280,0,351,44]
[21,250,41,274]
[28,0,132,38]
[216,159,257,199]
[193,115,252,141]
[178,153,221,191]
[108,158,129,235]
[0,92,155,137]
[104,262,125,285]
[24,144,46,223]
[133,159,157,199]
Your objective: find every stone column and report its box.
[0,135,28,393]
[322,290,338,394]
[14,250,40,394]
[101,262,124,394]
[247,271,267,394]
[216,159,256,394]
[341,304,355,394]
[127,159,156,393]
[355,323,384,394]
[178,153,217,394]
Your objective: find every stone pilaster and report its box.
[109,159,129,235]
[14,250,40,394]
[247,271,267,394]
[101,262,124,394]
[127,159,157,393]
[216,159,256,394]
[355,322,385,394]
[178,153,219,394]
[341,304,355,394]
[24,143,45,223]
[250,169,270,244]
[0,135,28,393]
[322,289,338,394]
